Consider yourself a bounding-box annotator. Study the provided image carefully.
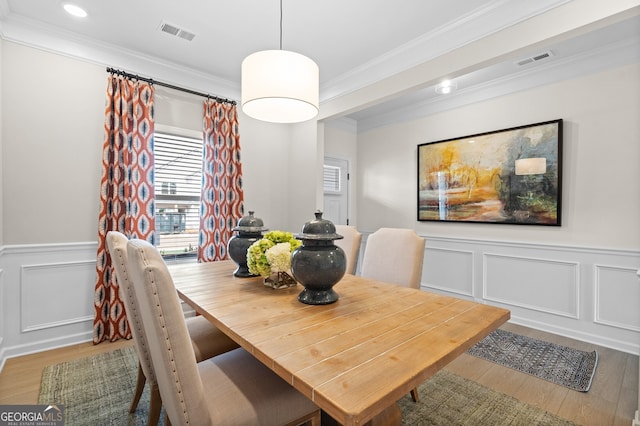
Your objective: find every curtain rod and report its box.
[106,67,236,106]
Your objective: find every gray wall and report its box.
[355,63,640,249]
[1,41,321,245]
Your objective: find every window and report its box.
[154,132,203,261]
[323,165,341,193]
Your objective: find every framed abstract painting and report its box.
[417,119,562,225]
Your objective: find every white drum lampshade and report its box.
[241,50,319,123]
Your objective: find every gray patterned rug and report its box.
[467,328,598,392]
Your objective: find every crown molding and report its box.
[0,0,568,109]
[320,0,569,103]
[355,36,640,133]
[0,13,241,101]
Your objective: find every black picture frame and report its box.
[417,119,562,225]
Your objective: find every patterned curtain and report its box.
[93,75,156,343]
[198,99,244,262]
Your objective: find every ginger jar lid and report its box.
[295,211,343,241]
[232,211,268,233]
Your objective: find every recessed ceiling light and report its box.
[63,3,88,18]
[435,80,457,95]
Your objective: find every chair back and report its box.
[360,228,425,288]
[105,231,156,386]
[127,239,210,426]
[334,225,362,274]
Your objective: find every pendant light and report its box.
[241,0,319,123]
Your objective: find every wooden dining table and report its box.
[169,260,510,426]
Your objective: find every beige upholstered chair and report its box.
[126,238,321,426]
[106,231,239,425]
[334,225,362,275]
[360,228,425,289]
[360,227,425,402]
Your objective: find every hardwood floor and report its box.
[0,322,637,425]
[446,323,639,426]
[0,338,133,406]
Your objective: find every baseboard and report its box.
[0,331,93,374]
[509,316,638,355]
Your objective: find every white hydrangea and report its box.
[265,242,292,273]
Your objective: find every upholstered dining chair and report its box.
[105,231,239,426]
[126,238,321,426]
[334,225,362,275]
[360,227,425,402]
[360,227,425,289]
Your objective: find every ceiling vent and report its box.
[516,50,554,67]
[159,21,196,41]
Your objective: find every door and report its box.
[323,157,349,225]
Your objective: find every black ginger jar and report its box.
[227,211,268,277]
[291,211,346,305]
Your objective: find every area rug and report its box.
[467,328,598,392]
[38,347,147,425]
[398,370,576,426]
[38,346,576,426]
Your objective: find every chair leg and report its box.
[309,409,321,426]
[283,409,321,426]
[129,362,146,413]
[148,384,162,426]
[410,387,419,403]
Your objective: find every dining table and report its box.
[169,260,510,426]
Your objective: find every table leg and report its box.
[321,403,401,426]
[364,403,401,426]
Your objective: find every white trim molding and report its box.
[359,233,640,355]
[482,253,580,319]
[417,235,640,354]
[1,238,639,372]
[20,260,96,332]
[0,242,99,370]
[635,268,640,426]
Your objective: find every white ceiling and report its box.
[1,0,638,130]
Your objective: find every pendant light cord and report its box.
[279,0,283,50]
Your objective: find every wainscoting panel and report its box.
[423,247,474,297]
[483,254,579,318]
[1,237,639,372]
[0,267,4,354]
[21,260,96,332]
[0,243,98,369]
[594,264,640,332]
[387,235,639,354]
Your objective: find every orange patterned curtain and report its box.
[93,75,156,343]
[198,99,244,262]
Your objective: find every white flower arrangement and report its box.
[265,242,293,273]
[247,231,301,278]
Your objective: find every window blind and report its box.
[154,132,203,260]
[323,165,341,193]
